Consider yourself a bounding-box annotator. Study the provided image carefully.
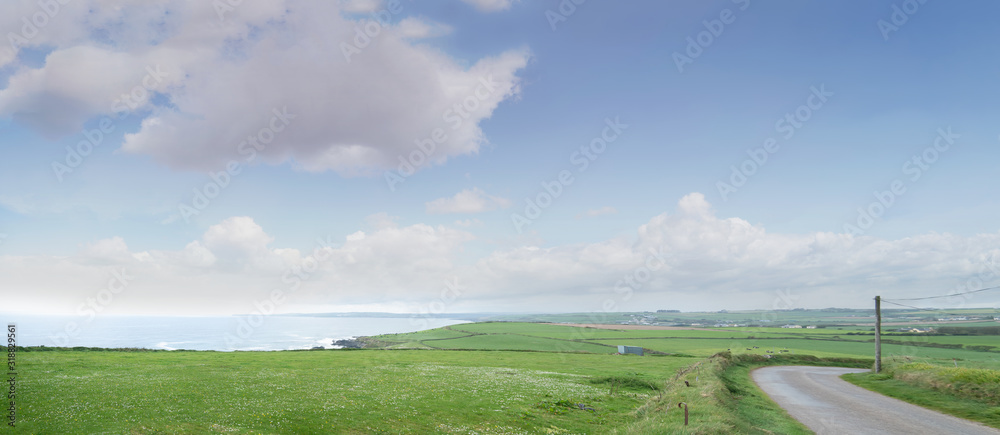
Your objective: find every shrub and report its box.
[588,375,660,391]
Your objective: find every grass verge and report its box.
[612,352,871,434]
[843,359,1000,430]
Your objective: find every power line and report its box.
[880,300,954,313]
[879,300,930,311]
[879,299,998,317]
[883,285,1000,302]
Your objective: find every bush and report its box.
[588,375,661,391]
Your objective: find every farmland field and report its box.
[13,347,694,433]
[370,321,1000,365]
[12,314,1000,433]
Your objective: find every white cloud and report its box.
[202,217,275,264]
[454,218,483,228]
[339,0,383,13]
[396,17,452,39]
[460,0,517,13]
[0,195,34,214]
[2,194,999,316]
[0,0,530,176]
[79,237,133,265]
[576,206,617,219]
[464,193,1000,310]
[426,188,511,214]
[0,215,475,315]
[365,212,399,230]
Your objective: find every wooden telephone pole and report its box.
[875,295,882,373]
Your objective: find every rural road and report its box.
[752,366,1000,435]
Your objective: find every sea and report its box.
[2,314,470,351]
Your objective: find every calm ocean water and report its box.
[2,314,469,351]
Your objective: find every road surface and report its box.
[752,366,1000,434]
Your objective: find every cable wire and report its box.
[882,285,1000,302]
[879,299,998,318]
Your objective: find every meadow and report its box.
[369,321,1000,365]
[13,347,694,434]
[10,315,999,433]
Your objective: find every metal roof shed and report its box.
[617,345,644,356]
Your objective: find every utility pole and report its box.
[875,295,882,373]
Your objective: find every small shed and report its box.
[617,345,644,356]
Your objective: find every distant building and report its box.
[617,345,644,356]
[781,324,802,329]
[805,325,817,329]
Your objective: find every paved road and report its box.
[752,366,1000,435]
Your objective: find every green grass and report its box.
[373,322,1000,364]
[446,323,790,340]
[845,369,1000,429]
[425,333,617,354]
[373,327,472,342]
[14,319,1000,433]
[610,352,870,434]
[487,308,1000,330]
[585,336,1000,361]
[14,348,696,434]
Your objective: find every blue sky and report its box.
[1,0,999,316]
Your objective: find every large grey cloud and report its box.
[0,0,529,175]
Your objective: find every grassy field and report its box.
[13,348,695,434]
[844,358,1000,429]
[487,308,1000,328]
[370,322,1000,364]
[11,319,999,433]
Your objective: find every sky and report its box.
[1,0,999,317]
